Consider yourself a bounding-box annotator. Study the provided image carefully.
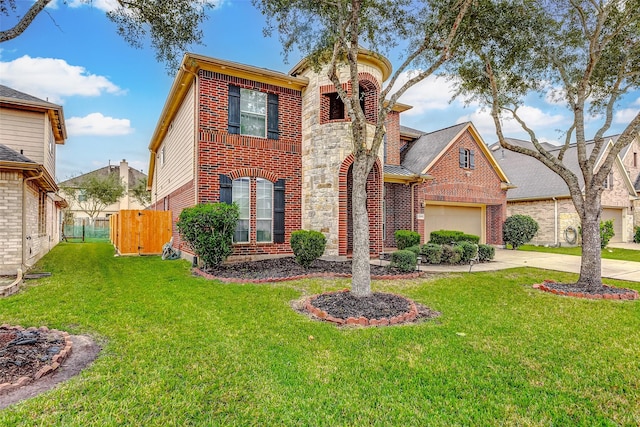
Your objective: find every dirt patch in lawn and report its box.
[0,326,100,410]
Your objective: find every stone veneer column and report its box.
[298,62,386,257]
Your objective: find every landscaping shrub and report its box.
[478,244,495,261]
[421,243,443,264]
[429,230,479,245]
[441,244,463,264]
[405,245,421,256]
[600,219,615,249]
[390,250,417,272]
[177,203,239,268]
[290,230,327,268]
[457,241,478,263]
[395,230,421,250]
[635,226,640,243]
[503,214,539,249]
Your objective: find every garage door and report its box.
[602,208,623,243]
[424,205,484,243]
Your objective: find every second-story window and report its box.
[228,85,279,139]
[459,148,475,169]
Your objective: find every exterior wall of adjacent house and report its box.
[412,129,507,245]
[621,137,640,229]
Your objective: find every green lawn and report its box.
[519,244,640,262]
[1,242,639,426]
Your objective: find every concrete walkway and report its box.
[402,244,640,283]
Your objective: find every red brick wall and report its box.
[383,182,413,247]
[319,72,380,125]
[385,111,401,166]
[196,70,303,257]
[150,180,196,254]
[414,130,507,245]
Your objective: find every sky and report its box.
[1,0,638,182]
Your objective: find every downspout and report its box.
[553,197,558,246]
[22,171,44,270]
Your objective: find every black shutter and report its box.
[228,85,240,134]
[267,93,279,140]
[220,174,232,204]
[459,147,465,168]
[273,179,285,243]
[470,150,475,169]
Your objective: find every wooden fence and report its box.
[110,210,172,256]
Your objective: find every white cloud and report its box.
[614,106,640,124]
[391,72,471,116]
[67,0,120,12]
[67,113,133,136]
[458,105,566,142]
[0,55,123,103]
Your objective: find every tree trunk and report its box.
[576,192,603,290]
[350,154,372,297]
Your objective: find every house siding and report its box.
[0,109,46,165]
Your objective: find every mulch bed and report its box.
[195,256,423,283]
[534,280,639,300]
[0,325,73,394]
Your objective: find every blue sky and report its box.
[1,0,638,182]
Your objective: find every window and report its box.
[78,189,87,202]
[326,93,345,120]
[220,174,285,244]
[459,148,475,169]
[232,178,250,242]
[160,146,166,166]
[634,152,637,168]
[256,178,273,242]
[228,85,279,139]
[38,191,47,235]
[604,172,614,189]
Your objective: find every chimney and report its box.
[120,159,129,210]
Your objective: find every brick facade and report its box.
[0,170,23,274]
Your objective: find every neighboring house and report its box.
[59,159,148,221]
[0,84,67,275]
[147,52,511,261]
[493,135,640,245]
[620,136,640,228]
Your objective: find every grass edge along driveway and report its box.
[1,242,638,426]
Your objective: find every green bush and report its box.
[457,241,478,262]
[421,243,443,264]
[390,250,417,272]
[634,226,640,243]
[478,244,495,261]
[405,245,421,256]
[441,244,463,264]
[503,215,539,249]
[429,230,480,245]
[176,203,239,269]
[290,230,327,268]
[600,220,615,249]
[395,230,421,250]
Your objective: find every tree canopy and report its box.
[61,173,125,221]
[0,0,215,71]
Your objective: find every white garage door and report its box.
[601,208,623,243]
[424,205,484,243]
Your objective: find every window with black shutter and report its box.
[228,84,279,139]
[220,174,232,204]
[228,85,240,134]
[273,179,285,243]
[459,148,475,169]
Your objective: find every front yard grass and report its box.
[519,244,640,262]
[1,242,639,426]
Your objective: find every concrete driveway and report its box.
[414,244,640,283]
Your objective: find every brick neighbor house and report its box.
[147,52,511,261]
[0,85,67,275]
[493,135,640,246]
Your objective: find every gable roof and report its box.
[400,122,511,184]
[494,136,637,200]
[60,163,147,188]
[0,143,36,163]
[0,84,67,143]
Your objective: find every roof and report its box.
[289,47,393,81]
[60,163,147,188]
[401,123,469,174]
[399,125,425,139]
[0,84,67,143]
[494,136,636,200]
[0,143,35,163]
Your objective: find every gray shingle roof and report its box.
[401,122,469,174]
[384,164,417,177]
[59,164,147,188]
[0,84,59,108]
[0,143,35,163]
[494,136,624,200]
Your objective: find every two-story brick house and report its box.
[0,85,67,275]
[147,52,511,261]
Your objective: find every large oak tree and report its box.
[452,0,640,290]
[254,0,475,296]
